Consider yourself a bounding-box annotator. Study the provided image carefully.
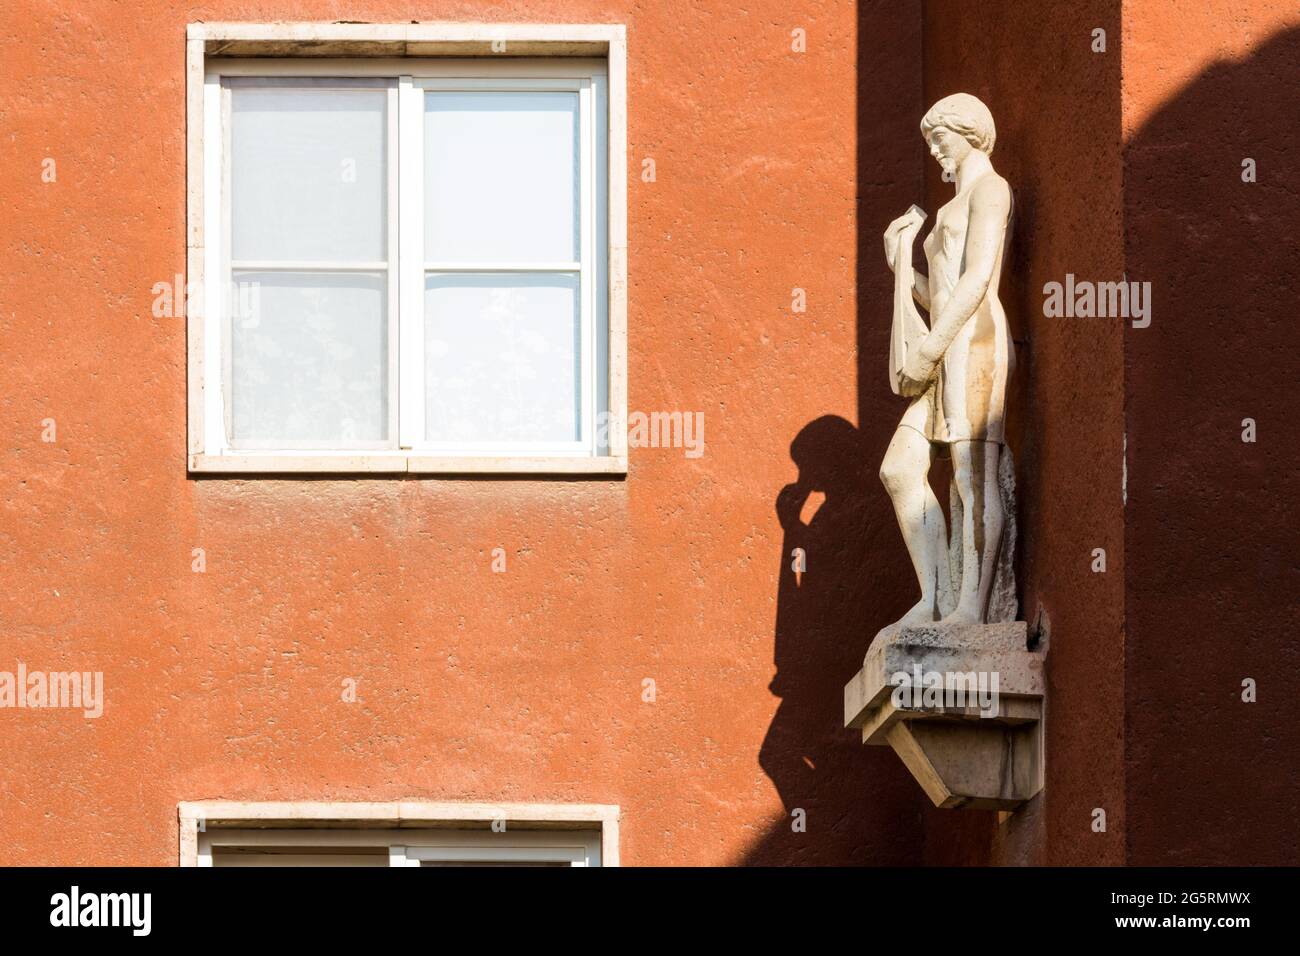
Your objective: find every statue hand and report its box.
[883,210,924,270]
[885,210,925,238]
[899,346,939,397]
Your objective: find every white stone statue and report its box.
[879,93,1017,633]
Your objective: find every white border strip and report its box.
[189,22,625,45]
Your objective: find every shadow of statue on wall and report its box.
[737,0,932,865]
[742,415,923,865]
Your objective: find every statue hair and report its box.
[921,93,996,155]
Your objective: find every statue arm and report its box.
[910,271,931,311]
[918,177,1010,364]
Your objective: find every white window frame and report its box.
[391,830,600,866]
[200,828,600,867]
[186,23,628,475]
[178,801,619,867]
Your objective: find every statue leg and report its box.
[945,440,1005,624]
[879,425,947,627]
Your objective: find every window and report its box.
[202,829,602,867]
[178,801,619,867]
[187,24,627,474]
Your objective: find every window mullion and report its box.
[421,261,581,272]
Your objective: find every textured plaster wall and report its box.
[917,0,1299,867]
[0,0,926,865]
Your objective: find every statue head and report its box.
[920,93,996,177]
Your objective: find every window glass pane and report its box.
[231,88,386,262]
[424,274,580,443]
[231,272,387,443]
[424,92,578,263]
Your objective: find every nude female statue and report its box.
[880,93,1014,629]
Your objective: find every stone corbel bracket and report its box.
[845,623,1044,811]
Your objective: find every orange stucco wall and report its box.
[0,0,926,866]
[2,0,1294,867]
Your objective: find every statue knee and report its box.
[879,457,912,497]
[949,458,974,496]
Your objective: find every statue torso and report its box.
[915,171,1014,445]
[923,172,1009,319]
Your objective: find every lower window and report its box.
[201,827,602,867]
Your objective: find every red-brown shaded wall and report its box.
[917,0,1299,866]
[0,0,928,865]
[920,0,1127,865]
[1122,2,1300,865]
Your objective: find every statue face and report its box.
[926,126,972,178]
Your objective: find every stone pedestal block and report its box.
[844,622,1044,810]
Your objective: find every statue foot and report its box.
[939,604,983,625]
[868,599,939,663]
[877,599,938,639]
